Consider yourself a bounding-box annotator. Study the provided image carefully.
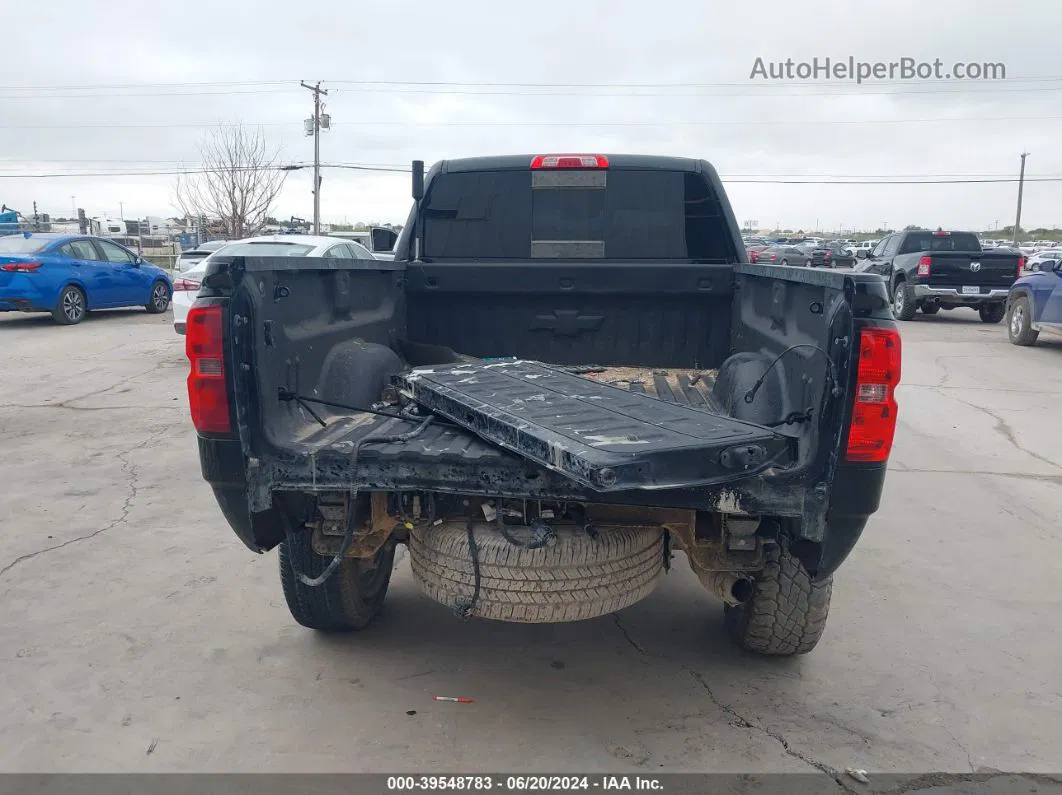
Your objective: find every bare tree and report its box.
[174,124,287,239]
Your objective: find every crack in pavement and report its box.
[0,426,168,583]
[938,392,1062,471]
[0,455,139,582]
[610,615,855,792]
[0,361,174,412]
[888,467,1062,485]
[872,771,1062,794]
[610,619,1062,794]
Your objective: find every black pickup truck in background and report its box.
[187,154,901,657]
[856,229,1024,321]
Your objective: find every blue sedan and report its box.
[0,232,173,325]
[1006,257,1062,346]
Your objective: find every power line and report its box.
[4,114,1062,130]
[4,84,1062,100]
[0,88,306,100]
[325,76,1062,88]
[7,76,1062,91]
[0,80,293,91]
[5,163,1062,184]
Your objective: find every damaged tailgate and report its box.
[400,360,794,491]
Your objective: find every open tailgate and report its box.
[400,360,794,491]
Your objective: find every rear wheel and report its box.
[979,303,1006,324]
[278,531,395,631]
[145,280,171,314]
[52,285,86,325]
[892,280,917,320]
[920,303,940,315]
[1007,296,1039,346]
[723,543,832,656]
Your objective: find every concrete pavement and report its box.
[1,307,1060,784]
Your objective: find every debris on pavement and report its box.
[845,768,869,785]
[433,696,474,703]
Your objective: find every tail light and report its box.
[770,253,778,261]
[172,278,202,292]
[185,304,231,434]
[0,261,42,273]
[846,327,902,463]
[1017,255,1025,275]
[916,256,932,276]
[530,154,609,169]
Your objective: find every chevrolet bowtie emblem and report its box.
[531,310,605,336]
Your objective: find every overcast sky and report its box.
[3,0,1060,232]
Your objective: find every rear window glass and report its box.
[420,168,735,260]
[0,236,49,254]
[220,242,315,257]
[900,232,981,254]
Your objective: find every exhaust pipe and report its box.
[698,571,756,606]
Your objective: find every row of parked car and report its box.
[742,237,857,268]
[744,230,1062,347]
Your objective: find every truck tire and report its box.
[409,523,664,623]
[723,543,832,656]
[891,279,917,321]
[979,303,1005,324]
[1007,296,1039,346]
[278,532,395,631]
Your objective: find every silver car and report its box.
[757,245,811,266]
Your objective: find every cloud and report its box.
[3,0,1060,231]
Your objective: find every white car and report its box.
[172,234,375,334]
[847,240,878,258]
[1025,249,1062,272]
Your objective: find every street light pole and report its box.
[1014,152,1029,245]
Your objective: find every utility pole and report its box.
[1014,151,1029,245]
[301,81,329,234]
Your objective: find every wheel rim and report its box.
[894,287,904,313]
[781,259,788,266]
[1011,304,1025,335]
[152,283,170,311]
[63,289,84,322]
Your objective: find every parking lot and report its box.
[1,307,1061,778]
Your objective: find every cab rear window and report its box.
[900,232,981,254]
[421,168,736,261]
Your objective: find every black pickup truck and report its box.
[855,229,1024,321]
[187,154,900,656]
